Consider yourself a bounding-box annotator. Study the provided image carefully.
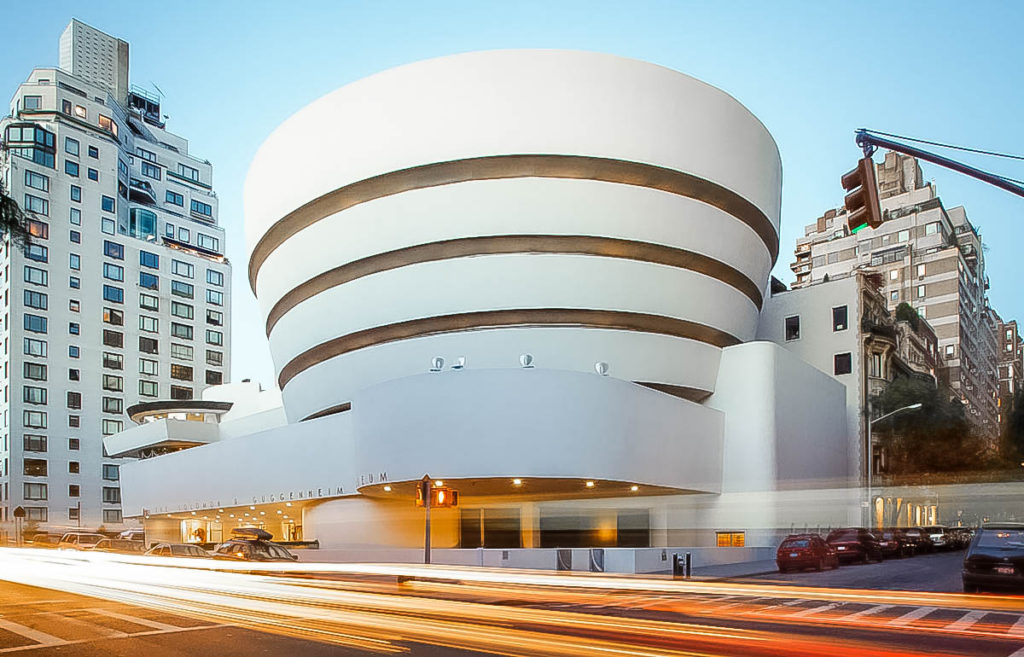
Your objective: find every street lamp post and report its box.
[866,402,922,528]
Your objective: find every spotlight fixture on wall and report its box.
[452,356,466,370]
[519,354,534,368]
[595,362,609,376]
[430,357,444,372]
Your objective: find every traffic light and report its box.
[842,156,883,233]
[416,482,459,508]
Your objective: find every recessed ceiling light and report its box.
[435,480,444,487]
[276,510,282,514]
[249,506,256,510]
[512,478,522,486]
[630,485,639,492]
[585,481,595,488]
[285,502,292,507]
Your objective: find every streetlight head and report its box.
[908,403,923,410]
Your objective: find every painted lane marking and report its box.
[0,623,222,654]
[0,619,66,647]
[887,606,937,627]
[944,610,987,632]
[87,608,182,631]
[834,604,894,622]
[1008,615,1024,638]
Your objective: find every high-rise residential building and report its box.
[790,152,1005,439]
[997,317,1023,431]
[0,20,230,533]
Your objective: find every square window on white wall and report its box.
[889,269,899,281]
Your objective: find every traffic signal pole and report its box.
[856,130,1024,199]
[422,475,432,565]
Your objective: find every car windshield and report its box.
[171,545,206,556]
[923,526,945,533]
[977,529,1024,549]
[251,543,293,560]
[79,535,104,545]
[781,539,810,548]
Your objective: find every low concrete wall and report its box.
[295,545,775,574]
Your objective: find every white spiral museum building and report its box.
[113,51,854,564]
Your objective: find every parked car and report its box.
[776,534,839,572]
[949,527,975,550]
[28,533,60,548]
[211,527,298,562]
[145,543,210,558]
[878,529,915,559]
[962,523,1024,593]
[118,528,145,543]
[89,539,146,554]
[923,525,952,551]
[826,528,882,563]
[902,527,936,554]
[57,532,107,551]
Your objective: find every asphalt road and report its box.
[743,548,967,592]
[1,547,1023,656]
[0,581,485,656]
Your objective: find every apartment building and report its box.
[0,20,231,533]
[790,152,1006,439]
[997,318,1023,431]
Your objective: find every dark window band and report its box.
[265,235,764,336]
[248,154,779,292]
[278,308,741,389]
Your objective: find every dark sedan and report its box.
[962,523,1024,593]
[878,529,915,559]
[826,528,882,563]
[776,534,839,572]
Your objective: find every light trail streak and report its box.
[0,548,1016,656]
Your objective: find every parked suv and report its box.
[923,526,952,551]
[826,528,882,563]
[211,528,298,562]
[878,529,915,559]
[902,527,936,554]
[776,534,839,572]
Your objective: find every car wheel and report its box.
[963,583,979,594]
[778,565,788,574]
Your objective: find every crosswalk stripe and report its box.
[791,602,839,618]
[704,596,768,612]
[1008,615,1024,637]
[887,606,936,627]
[0,619,66,646]
[1006,645,1024,657]
[836,604,894,622]
[38,612,127,638]
[945,610,986,631]
[88,608,181,631]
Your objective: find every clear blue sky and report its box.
[5,1,1023,389]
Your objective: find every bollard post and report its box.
[685,552,692,578]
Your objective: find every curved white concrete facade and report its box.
[244,50,783,423]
